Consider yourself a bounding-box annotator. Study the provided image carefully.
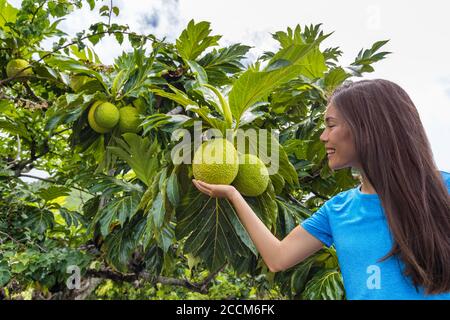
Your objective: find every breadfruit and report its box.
[88,101,112,133]
[192,139,239,185]
[119,106,141,133]
[94,102,120,129]
[232,154,269,197]
[6,59,33,78]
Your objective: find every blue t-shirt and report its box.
[301,170,450,300]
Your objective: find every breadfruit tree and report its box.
[0,0,389,299]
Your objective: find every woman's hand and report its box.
[192,179,238,199]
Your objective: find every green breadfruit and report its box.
[94,102,120,129]
[119,106,141,133]
[232,154,269,197]
[88,101,111,133]
[192,138,239,185]
[6,59,33,78]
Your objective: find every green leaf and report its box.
[186,60,208,84]
[0,119,30,139]
[155,222,175,253]
[86,0,95,10]
[147,190,165,230]
[228,65,300,123]
[141,113,192,134]
[23,208,55,234]
[238,102,267,126]
[103,214,144,272]
[198,43,251,85]
[58,207,86,228]
[99,5,109,14]
[349,40,390,76]
[176,186,256,271]
[300,48,327,79]
[323,67,351,93]
[302,268,345,300]
[0,0,18,29]
[108,133,160,187]
[44,54,108,90]
[114,32,124,45]
[166,168,181,207]
[229,41,324,123]
[176,20,221,61]
[118,48,160,98]
[276,197,312,228]
[272,24,331,49]
[246,183,278,228]
[290,258,314,295]
[45,92,101,132]
[99,192,141,236]
[267,43,319,69]
[0,259,11,287]
[37,186,71,202]
[270,173,285,195]
[111,69,127,96]
[88,175,143,196]
[202,84,232,127]
[150,84,198,108]
[187,105,228,132]
[272,25,304,48]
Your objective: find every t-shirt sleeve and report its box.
[441,171,450,193]
[301,202,334,247]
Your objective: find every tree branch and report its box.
[310,190,330,201]
[287,193,303,206]
[0,30,157,86]
[17,173,94,196]
[18,174,55,183]
[108,0,113,27]
[85,263,227,295]
[24,82,45,103]
[30,0,47,25]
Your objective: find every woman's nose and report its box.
[320,130,327,143]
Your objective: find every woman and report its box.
[192,79,450,300]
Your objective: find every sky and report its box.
[8,0,450,178]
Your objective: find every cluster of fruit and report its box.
[6,59,33,78]
[5,60,269,196]
[193,139,269,197]
[88,101,141,134]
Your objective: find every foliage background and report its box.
[0,0,389,300]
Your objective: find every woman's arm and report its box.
[193,180,324,272]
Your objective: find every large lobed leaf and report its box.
[348,40,390,76]
[107,133,160,187]
[176,185,258,272]
[301,268,345,300]
[175,19,221,62]
[229,41,327,123]
[198,43,251,86]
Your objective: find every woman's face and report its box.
[320,103,360,170]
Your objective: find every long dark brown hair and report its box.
[330,79,450,295]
